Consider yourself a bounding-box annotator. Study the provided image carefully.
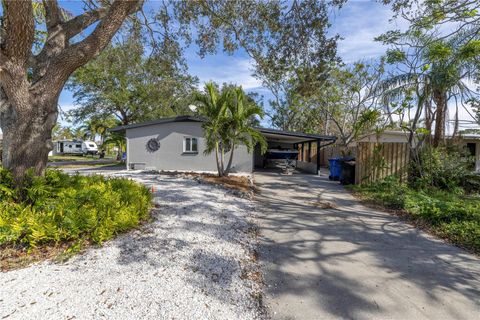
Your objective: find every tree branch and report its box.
[65,0,142,67]
[1,1,35,64]
[43,0,62,33]
[34,0,143,96]
[63,7,108,40]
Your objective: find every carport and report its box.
[254,127,336,174]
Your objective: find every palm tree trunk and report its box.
[224,143,235,176]
[215,142,223,177]
[220,145,226,176]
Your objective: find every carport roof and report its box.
[108,115,336,142]
[257,127,335,142]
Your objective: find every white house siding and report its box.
[125,121,253,173]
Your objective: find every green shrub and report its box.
[409,147,474,192]
[354,177,480,253]
[353,175,409,209]
[461,172,480,193]
[0,168,152,249]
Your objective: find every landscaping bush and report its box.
[353,176,480,253]
[0,168,152,249]
[409,147,475,192]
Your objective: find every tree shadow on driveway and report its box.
[255,172,480,320]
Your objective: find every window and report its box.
[184,137,198,153]
[89,144,95,147]
[466,143,476,156]
[76,144,81,148]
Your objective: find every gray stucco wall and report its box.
[126,121,253,173]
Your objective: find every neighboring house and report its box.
[319,130,480,185]
[357,130,480,172]
[356,130,418,145]
[109,116,336,174]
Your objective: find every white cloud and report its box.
[188,55,262,90]
[330,1,408,63]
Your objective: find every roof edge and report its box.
[256,127,336,141]
[108,115,336,141]
[108,115,205,132]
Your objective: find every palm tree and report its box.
[195,82,229,176]
[222,87,268,175]
[380,29,479,147]
[196,82,267,176]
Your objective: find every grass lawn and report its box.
[48,155,85,162]
[352,177,480,254]
[48,155,117,162]
[48,162,125,169]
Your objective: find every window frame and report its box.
[183,137,199,154]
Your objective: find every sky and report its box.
[54,0,478,132]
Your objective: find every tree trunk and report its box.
[0,93,58,185]
[223,143,235,176]
[424,98,433,145]
[214,142,223,177]
[408,91,425,148]
[432,89,447,147]
[452,103,459,139]
[219,143,226,176]
[0,0,142,187]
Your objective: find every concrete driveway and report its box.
[254,171,480,320]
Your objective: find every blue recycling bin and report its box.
[328,158,342,181]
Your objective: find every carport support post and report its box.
[316,139,321,175]
[308,141,312,162]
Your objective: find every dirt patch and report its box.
[1,243,70,272]
[154,170,255,196]
[200,175,253,194]
[311,200,337,209]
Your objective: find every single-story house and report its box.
[109,116,336,174]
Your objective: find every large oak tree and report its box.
[0,0,142,184]
[1,0,344,186]
[67,29,198,126]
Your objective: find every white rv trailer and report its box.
[82,140,99,155]
[54,140,83,155]
[53,140,98,156]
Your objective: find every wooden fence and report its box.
[320,145,356,166]
[355,142,410,185]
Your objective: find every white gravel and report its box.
[0,172,264,320]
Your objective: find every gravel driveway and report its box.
[0,172,263,320]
